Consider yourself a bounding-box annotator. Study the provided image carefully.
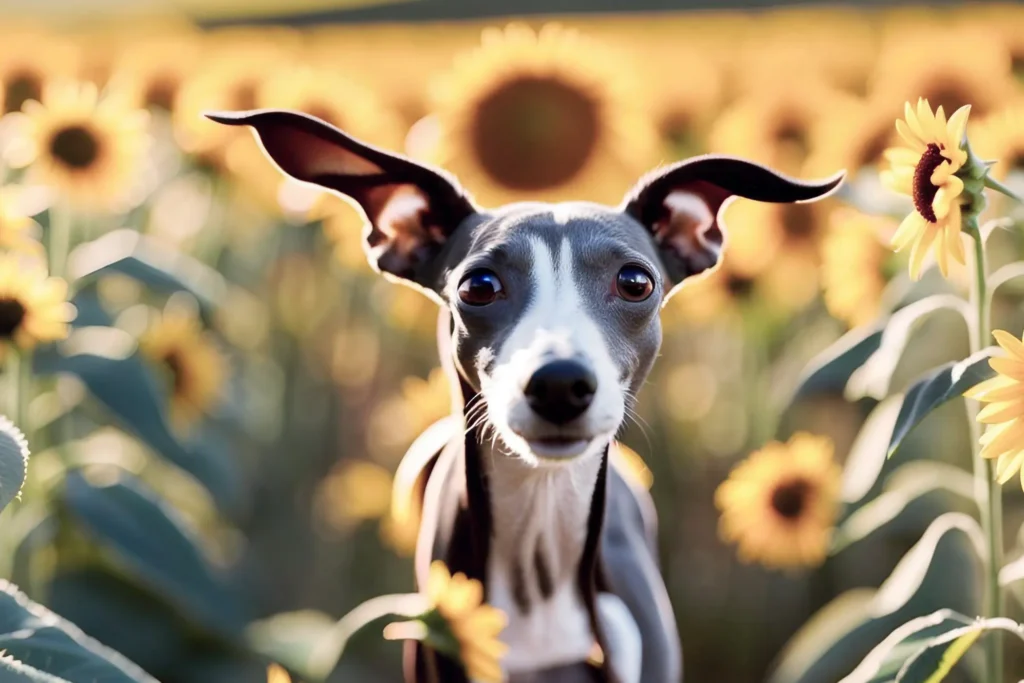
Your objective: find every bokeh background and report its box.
[3,1,1024,682]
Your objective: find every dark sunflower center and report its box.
[4,71,42,113]
[233,83,258,112]
[1009,150,1024,172]
[923,84,976,117]
[781,203,816,242]
[144,77,178,111]
[306,104,337,127]
[1012,53,1024,83]
[770,478,812,520]
[471,75,600,191]
[0,297,26,338]
[662,111,697,154]
[163,352,186,394]
[913,144,946,223]
[50,125,100,170]
[725,273,755,298]
[774,119,810,162]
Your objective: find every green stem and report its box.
[7,350,32,445]
[968,232,1003,683]
[983,175,1023,204]
[46,201,72,280]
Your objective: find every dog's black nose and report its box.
[524,360,597,425]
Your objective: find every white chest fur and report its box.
[483,446,603,675]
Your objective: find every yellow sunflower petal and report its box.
[908,222,940,280]
[978,401,1024,424]
[993,330,1024,361]
[991,357,1024,381]
[997,450,1024,484]
[946,105,971,149]
[892,211,926,251]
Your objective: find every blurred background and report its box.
[2,1,1024,682]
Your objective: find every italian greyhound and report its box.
[207,109,843,683]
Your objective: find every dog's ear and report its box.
[205,109,476,288]
[621,155,844,291]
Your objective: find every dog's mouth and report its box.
[514,431,596,460]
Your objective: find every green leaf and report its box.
[68,230,225,313]
[770,514,983,683]
[833,463,976,553]
[0,653,68,682]
[0,416,29,515]
[845,296,968,402]
[840,396,905,504]
[841,612,1024,683]
[869,513,984,617]
[792,325,883,400]
[35,332,241,514]
[887,348,999,458]
[247,610,337,677]
[59,469,247,642]
[0,578,156,682]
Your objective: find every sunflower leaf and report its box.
[34,333,241,514]
[840,396,904,505]
[770,514,982,683]
[0,416,29,516]
[833,463,977,553]
[887,348,999,458]
[67,229,226,313]
[59,469,248,642]
[845,295,969,402]
[842,613,1024,683]
[0,578,156,682]
[792,325,884,400]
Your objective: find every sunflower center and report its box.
[471,75,600,191]
[662,111,697,154]
[781,203,816,242]
[774,119,810,163]
[725,273,755,298]
[233,83,258,112]
[913,144,946,223]
[144,77,178,111]
[306,104,338,127]
[4,70,42,113]
[50,125,100,170]
[0,297,26,338]
[163,351,186,394]
[771,478,811,520]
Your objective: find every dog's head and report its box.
[208,110,842,466]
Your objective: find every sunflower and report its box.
[0,187,43,255]
[731,7,876,96]
[367,367,451,464]
[805,98,902,178]
[715,432,841,569]
[105,30,204,113]
[0,255,74,361]
[21,82,149,211]
[882,99,970,281]
[139,307,227,429]
[173,32,296,163]
[224,65,404,220]
[868,24,1014,119]
[0,26,80,114]
[316,460,393,532]
[708,83,856,177]
[266,664,290,683]
[965,330,1024,490]
[972,101,1024,183]
[422,561,507,682]
[422,23,658,206]
[822,208,896,328]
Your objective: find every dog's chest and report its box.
[484,455,602,676]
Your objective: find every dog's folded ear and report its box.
[205,109,477,288]
[621,155,844,293]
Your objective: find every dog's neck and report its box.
[482,438,605,606]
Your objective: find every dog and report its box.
[207,109,843,683]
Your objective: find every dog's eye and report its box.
[616,265,654,302]
[458,269,505,306]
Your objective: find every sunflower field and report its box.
[4,2,1024,682]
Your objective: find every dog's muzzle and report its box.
[523,359,597,425]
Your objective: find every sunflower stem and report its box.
[46,201,72,281]
[983,175,1023,204]
[304,592,426,681]
[968,231,1003,683]
[7,350,33,448]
